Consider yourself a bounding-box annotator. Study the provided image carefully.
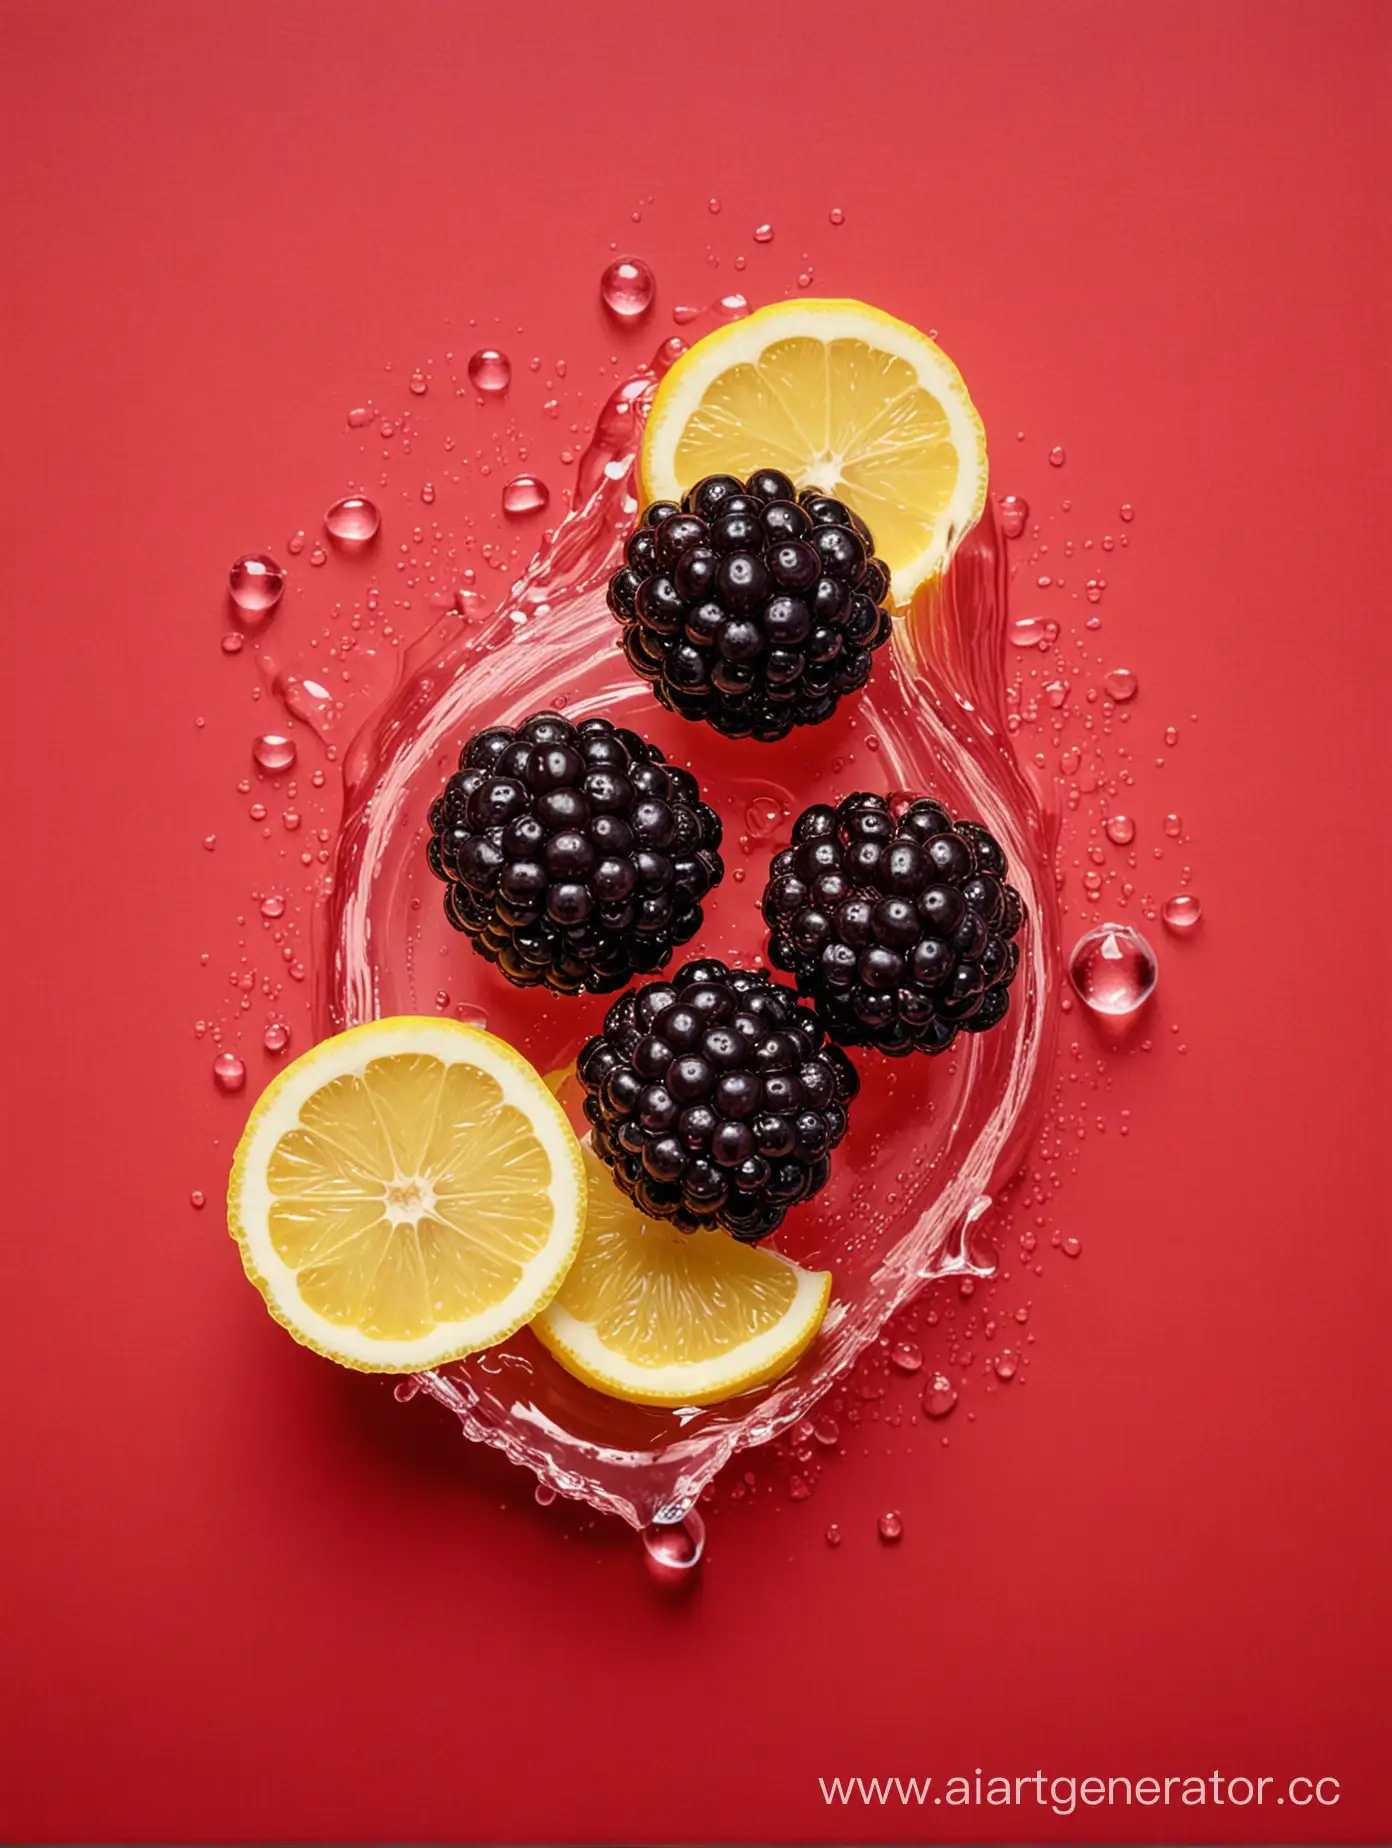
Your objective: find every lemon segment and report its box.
[640,298,988,606]
[533,1152,831,1407]
[229,1017,586,1372]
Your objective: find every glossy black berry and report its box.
[578,960,859,1240]
[606,469,894,743]
[428,713,723,995]
[764,794,1026,1056]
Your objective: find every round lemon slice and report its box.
[533,1151,831,1407]
[228,1017,585,1372]
[640,297,988,606]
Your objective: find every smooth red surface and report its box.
[1,2,1388,1842]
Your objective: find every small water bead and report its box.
[642,1508,705,1580]
[1048,446,1066,467]
[788,1474,811,1501]
[744,794,783,839]
[1164,813,1183,838]
[708,197,721,214]
[813,1413,839,1447]
[501,475,550,518]
[672,302,701,326]
[202,834,217,852]
[829,206,845,225]
[599,257,655,324]
[1120,502,1135,522]
[263,1021,291,1055]
[718,292,749,320]
[259,892,286,919]
[999,494,1029,539]
[308,546,327,567]
[189,1190,206,1210]
[753,223,774,243]
[993,1352,1018,1382]
[286,530,306,557]
[408,369,428,396]
[228,554,285,620]
[212,1052,246,1093]
[221,632,245,655]
[825,1523,843,1547]
[253,733,296,773]
[923,1374,958,1419]
[1103,667,1138,702]
[1164,725,1179,747]
[1068,922,1158,1017]
[890,1341,923,1374]
[877,1511,904,1544]
[1062,1234,1083,1258]
[1162,893,1203,933]
[1104,814,1136,845]
[325,495,380,546]
[467,348,511,395]
[346,405,374,428]
[1008,616,1047,648]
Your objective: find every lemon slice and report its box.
[228,1017,585,1372]
[533,1151,831,1407]
[640,297,988,606]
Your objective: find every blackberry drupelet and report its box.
[606,469,894,742]
[577,958,860,1242]
[763,793,1026,1057]
[427,712,724,995]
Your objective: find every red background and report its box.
[1,1,1388,1842]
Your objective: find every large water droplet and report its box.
[877,1510,904,1543]
[1068,923,1158,1016]
[253,733,296,773]
[325,495,380,547]
[1162,893,1203,933]
[642,1508,705,1581]
[753,223,775,244]
[1103,668,1138,702]
[228,554,284,621]
[263,1021,291,1055]
[923,1373,958,1419]
[212,1051,246,1093]
[467,348,511,396]
[600,257,655,324]
[744,794,783,839]
[1048,445,1066,467]
[1009,616,1048,648]
[1104,814,1135,845]
[501,475,550,518]
[890,1340,923,1374]
[999,494,1029,539]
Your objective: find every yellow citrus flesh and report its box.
[228,1018,585,1372]
[640,298,988,606]
[533,1151,831,1408]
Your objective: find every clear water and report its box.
[315,345,1061,1529]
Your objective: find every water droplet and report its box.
[533,1482,557,1507]
[221,633,245,655]
[1062,1234,1082,1258]
[325,495,380,546]
[753,223,774,244]
[672,302,701,326]
[252,733,296,773]
[708,197,722,214]
[467,348,511,395]
[263,1021,291,1055]
[1119,502,1135,522]
[789,1473,811,1501]
[813,1413,839,1447]
[599,257,655,324]
[1104,814,1135,845]
[877,1510,904,1544]
[829,206,845,225]
[999,494,1029,539]
[228,554,284,621]
[1068,923,1158,1016]
[1164,813,1183,838]
[501,474,550,518]
[1103,667,1138,702]
[890,1340,922,1374]
[825,1522,843,1547]
[993,1352,1018,1382]
[347,406,374,428]
[744,794,782,838]
[212,1052,246,1094]
[1162,893,1203,933]
[923,1373,958,1419]
[1048,445,1066,467]
[189,1189,206,1210]
[202,834,217,852]
[259,892,286,919]
[642,1508,704,1580]
[1164,725,1179,747]
[717,292,749,320]
[1008,616,1050,649]
[408,368,428,396]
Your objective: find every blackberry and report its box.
[577,958,860,1241]
[427,712,723,995]
[763,793,1026,1057]
[606,469,894,742]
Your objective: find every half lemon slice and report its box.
[228,1017,585,1372]
[640,297,988,606]
[533,1151,831,1407]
